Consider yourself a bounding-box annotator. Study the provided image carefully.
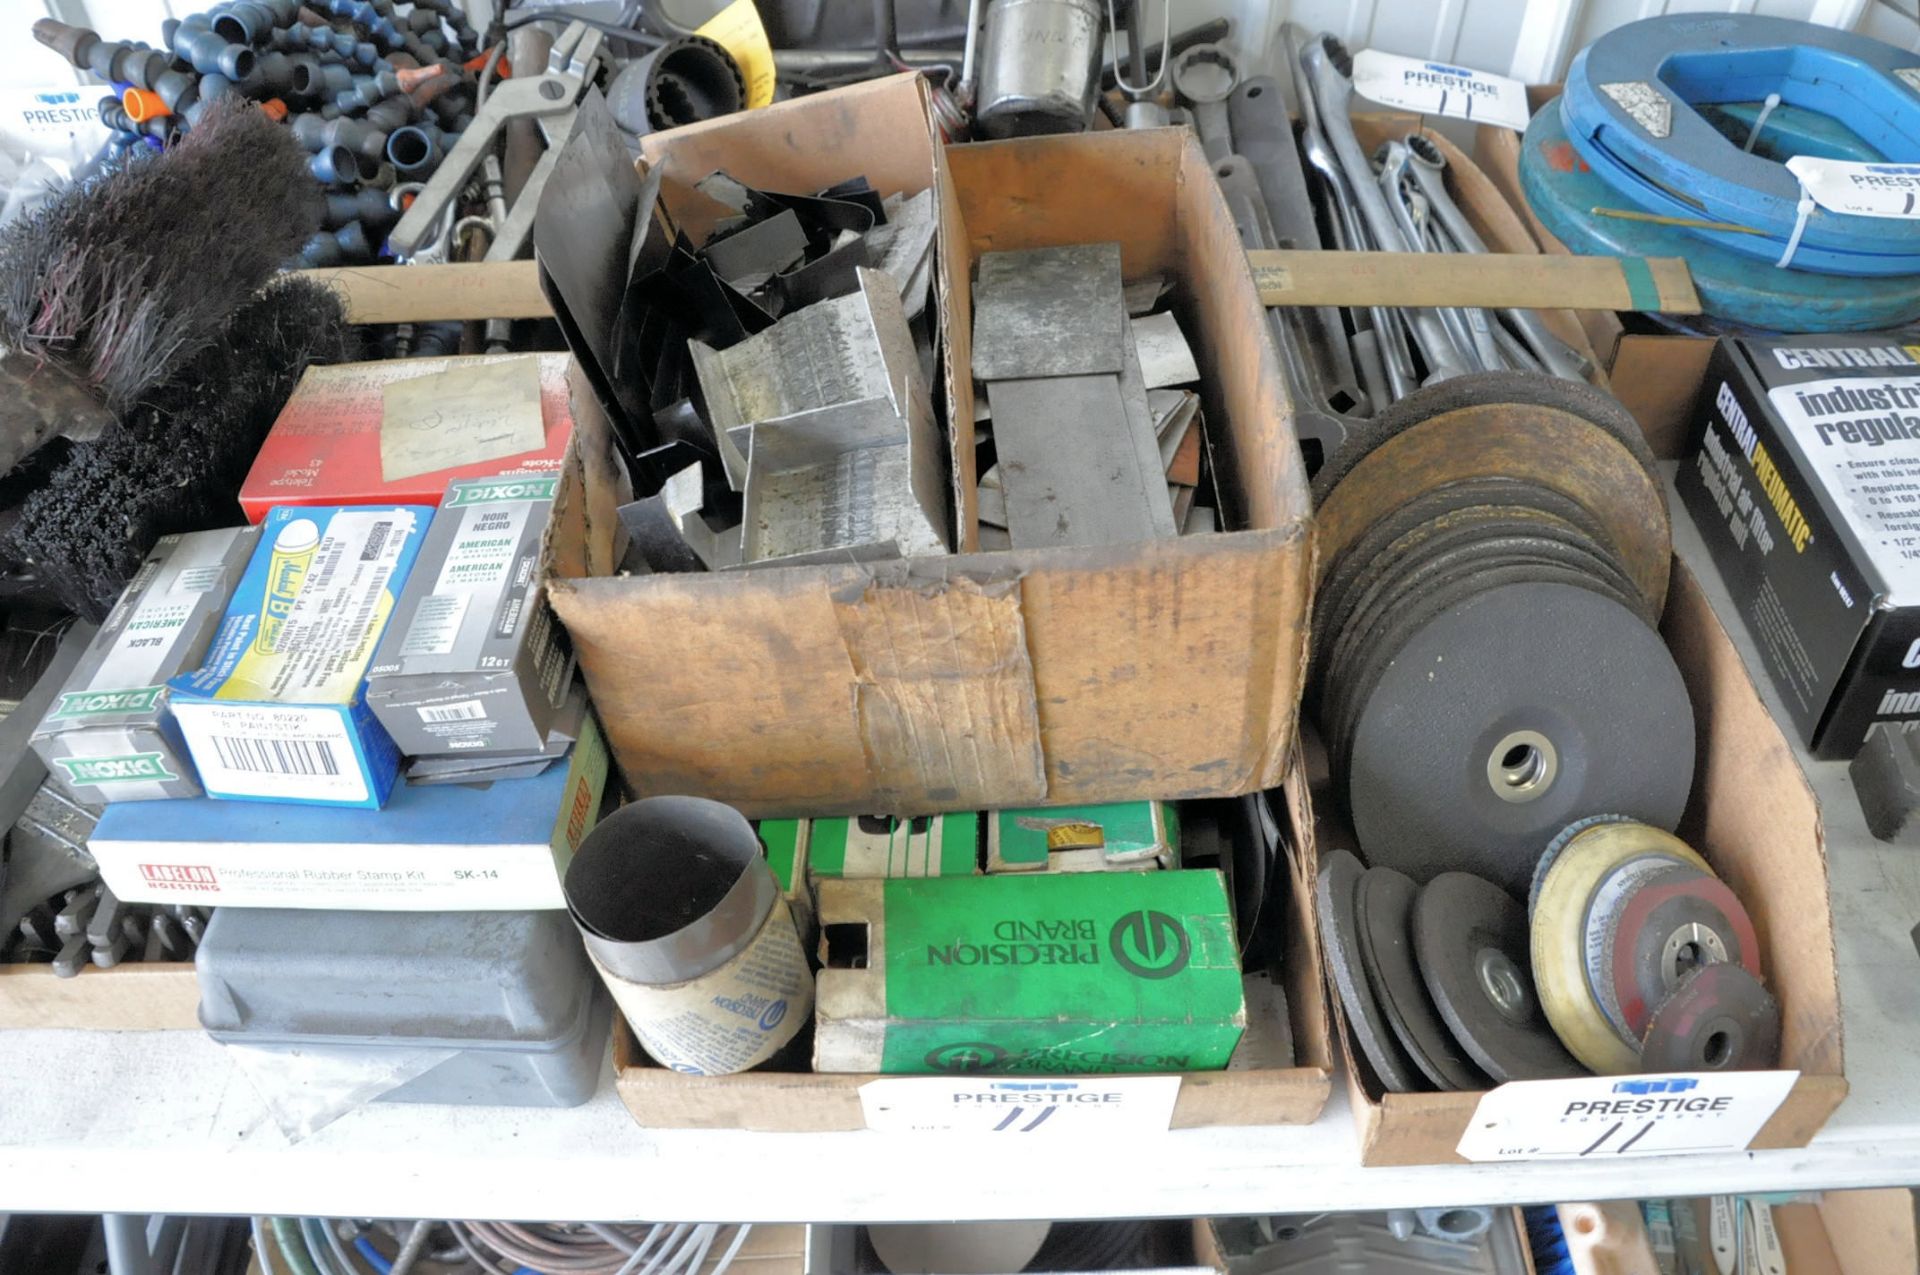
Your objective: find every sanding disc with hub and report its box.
[1609,874,1762,1040]
[1640,963,1782,1072]
[1532,821,1712,1074]
[1579,857,1711,1042]
[1356,866,1489,1091]
[1344,579,1694,895]
[1316,849,1423,1093]
[1412,872,1583,1082]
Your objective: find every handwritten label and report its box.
[860,1075,1181,1134]
[1352,50,1531,132]
[1785,157,1920,219]
[380,355,545,483]
[1455,1071,1798,1162]
[697,0,775,110]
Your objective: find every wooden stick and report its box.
[298,261,553,323]
[1246,249,1701,314]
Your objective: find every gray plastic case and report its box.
[196,908,610,1108]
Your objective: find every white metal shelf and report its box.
[0,491,1917,1222]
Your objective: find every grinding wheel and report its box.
[1412,872,1583,1082]
[1532,821,1711,1073]
[1639,963,1782,1072]
[1530,813,1638,920]
[1582,857,1710,1043]
[1311,371,1662,504]
[1610,874,1762,1039]
[1312,401,1673,614]
[1356,866,1489,1091]
[1315,849,1423,1093]
[1345,580,1694,895]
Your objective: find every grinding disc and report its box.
[1356,866,1489,1091]
[1532,822,1711,1073]
[1312,401,1672,615]
[1583,857,1709,1043]
[1326,561,1651,790]
[1610,874,1761,1040]
[1530,813,1638,921]
[1345,580,1694,896]
[1315,849,1423,1093]
[1412,872,1583,1082]
[1639,963,1782,1072]
[1312,371,1662,505]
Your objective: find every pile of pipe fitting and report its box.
[34,0,484,268]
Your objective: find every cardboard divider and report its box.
[1309,558,1846,1166]
[612,749,1333,1131]
[0,962,201,1030]
[542,87,1315,817]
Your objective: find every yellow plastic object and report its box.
[698,0,775,109]
[1532,822,1711,1073]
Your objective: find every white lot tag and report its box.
[1785,157,1920,218]
[1352,49,1531,131]
[1456,1071,1798,1162]
[860,1075,1181,1134]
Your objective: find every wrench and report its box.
[1376,143,1495,371]
[1403,134,1594,381]
[1300,34,1468,382]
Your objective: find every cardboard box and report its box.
[30,527,257,802]
[169,504,431,809]
[609,751,1333,1129]
[1314,559,1847,1166]
[542,77,1315,816]
[1551,1191,1917,1275]
[238,353,575,522]
[813,870,1246,1075]
[87,713,608,910]
[0,962,201,1031]
[1677,333,1920,759]
[367,474,574,757]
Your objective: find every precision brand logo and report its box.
[925,1041,1009,1073]
[1108,910,1191,979]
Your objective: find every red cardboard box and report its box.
[237,352,574,522]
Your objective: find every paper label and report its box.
[596,898,812,1076]
[1601,81,1673,139]
[860,1075,1181,1134]
[1456,1071,1799,1161]
[1352,50,1531,131]
[175,703,370,804]
[400,593,470,658]
[697,0,775,110]
[1786,157,1920,218]
[380,356,546,483]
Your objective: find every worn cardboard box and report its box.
[367,473,574,757]
[541,77,1315,817]
[1312,558,1846,1166]
[30,526,258,803]
[1549,1191,1916,1274]
[1677,333,1920,760]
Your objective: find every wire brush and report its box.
[5,276,353,619]
[0,98,321,422]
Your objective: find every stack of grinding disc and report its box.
[1309,372,1778,1091]
[1310,372,1693,898]
[1532,817,1777,1076]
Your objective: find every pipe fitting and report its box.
[308,143,359,184]
[251,49,294,95]
[121,87,170,123]
[325,186,398,232]
[172,23,255,80]
[299,220,376,266]
[384,121,443,174]
[31,18,99,69]
[211,1,278,48]
[153,68,198,112]
[362,93,416,132]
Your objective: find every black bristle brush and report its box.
[0,99,322,474]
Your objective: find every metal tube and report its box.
[1300,35,1466,381]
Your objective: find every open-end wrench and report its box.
[1376,142,1494,371]
[1403,134,1593,381]
[1300,34,1468,382]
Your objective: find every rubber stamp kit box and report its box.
[168,504,430,809]
[1677,333,1920,759]
[30,527,257,802]
[368,474,573,757]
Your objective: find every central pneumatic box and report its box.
[1677,333,1920,759]
[368,474,572,757]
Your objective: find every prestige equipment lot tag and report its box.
[1786,158,1920,219]
[860,1075,1180,1134]
[1456,1071,1798,1161]
[1352,50,1531,132]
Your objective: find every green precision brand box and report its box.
[986,801,1178,873]
[813,870,1245,1075]
[757,817,809,895]
[807,813,979,879]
